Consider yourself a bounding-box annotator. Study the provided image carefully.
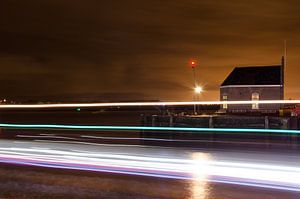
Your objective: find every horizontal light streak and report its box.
[0,157,190,180]
[1,123,300,134]
[17,135,77,140]
[1,100,300,108]
[0,146,300,192]
[15,134,294,147]
[220,85,282,88]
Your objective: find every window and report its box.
[252,92,259,109]
[222,95,228,109]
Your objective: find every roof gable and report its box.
[221,65,283,86]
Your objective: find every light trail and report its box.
[1,99,300,108]
[15,134,264,146]
[1,123,300,134]
[16,135,78,140]
[0,141,300,192]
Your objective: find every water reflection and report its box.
[190,153,211,199]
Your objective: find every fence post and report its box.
[209,116,214,128]
[264,116,269,148]
[152,116,156,127]
[264,116,269,129]
[169,115,173,127]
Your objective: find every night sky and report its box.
[0,0,300,101]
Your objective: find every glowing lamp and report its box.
[189,60,197,68]
[195,86,203,94]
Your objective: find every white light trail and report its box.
[1,100,300,108]
[0,145,300,192]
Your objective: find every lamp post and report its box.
[190,59,198,115]
[194,86,203,114]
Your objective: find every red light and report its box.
[189,59,197,68]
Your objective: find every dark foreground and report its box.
[0,139,299,199]
[0,164,299,199]
[0,109,300,198]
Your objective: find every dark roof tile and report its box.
[221,65,283,86]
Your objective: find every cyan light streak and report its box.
[0,123,300,134]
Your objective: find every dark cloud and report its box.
[0,0,299,101]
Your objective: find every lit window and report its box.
[222,95,228,109]
[252,92,259,109]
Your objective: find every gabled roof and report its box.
[221,65,283,86]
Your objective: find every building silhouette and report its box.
[220,57,284,113]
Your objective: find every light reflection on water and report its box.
[190,153,212,199]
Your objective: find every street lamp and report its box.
[189,59,198,115]
[194,86,203,94]
[189,59,197,88]
[194,86,203,114]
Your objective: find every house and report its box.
[220,57,284,113]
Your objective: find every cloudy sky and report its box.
[0,0,299,101]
